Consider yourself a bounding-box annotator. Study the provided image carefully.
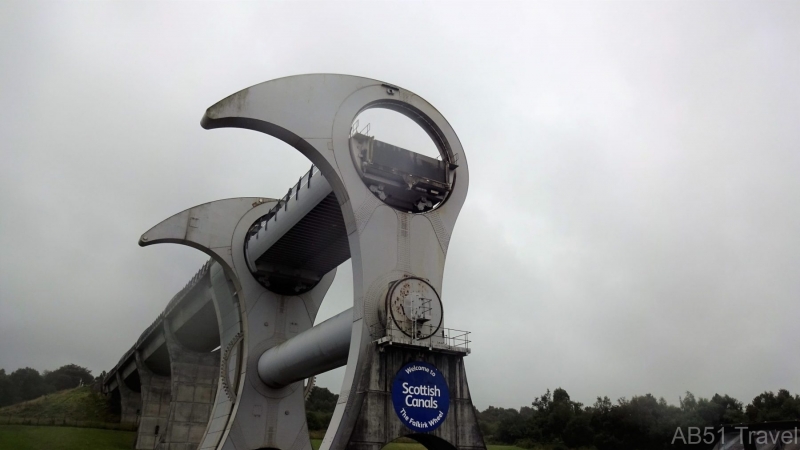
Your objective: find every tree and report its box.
[43,364,94,391]
[746,390,800,422]
[477,406,522,440]
[0,369,15,407]
[305,386,338,431]
[305,386,337,413]
[526,388,584,445]
[471,388,800,450]
[695,394,746,426]
[562,413,593,448]
[8,367,51,401]
[494,408,527,444]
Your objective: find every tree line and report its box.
[477,387,800,450]
[304,386,800,449]
[4,364,799,450]
[306,385,338,431]
[0,365,96,407]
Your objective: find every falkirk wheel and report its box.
[116,74,485,450]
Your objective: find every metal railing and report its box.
[350,120,371,137]
[441,327,471,350]
[371,320,471,353]
[246,164,322,241]
[105,259,214,387]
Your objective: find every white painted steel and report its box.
[202,74,469,450]
[257,307,353,388]
[107,74,471,450]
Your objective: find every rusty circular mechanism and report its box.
[386,277,443,339]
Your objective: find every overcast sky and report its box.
[1,1,799,411]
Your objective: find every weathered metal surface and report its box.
[137,196,336,450]
[104,261,216,389]
[202,74,471,450]
[104,74,482,450]
[257,308,353,388]
[345,345,485,450]
[350,133,452,213]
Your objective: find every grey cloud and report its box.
[1,1,798,411]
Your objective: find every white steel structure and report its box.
[104,75,484,450]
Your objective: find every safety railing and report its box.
[371,320,471,353]
[246,164,323,242]
[350,120,371,137]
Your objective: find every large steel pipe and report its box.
[257,308,352,388]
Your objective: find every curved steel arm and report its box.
[201,74,469,450]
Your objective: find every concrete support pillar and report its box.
[346,345,486,450]
[116,371,142,426]
[161,320,220,450]
[135,351,172,450]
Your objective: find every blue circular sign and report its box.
[391,361,450,432]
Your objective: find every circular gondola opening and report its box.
[350,106,455,213]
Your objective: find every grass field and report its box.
[0,425,136,450]
[311,439,525,450]
[0,425,524,450]
[0,386,119,423]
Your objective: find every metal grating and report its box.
[254,192,350,277]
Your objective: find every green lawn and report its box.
[0,386,119,423]
[0,425,136,450]
[312,441,426,450]
[0,426,521,450]
[311,439,525,450]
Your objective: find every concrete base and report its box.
[116,372,142,426]
[345,345,486,450]
[161,320,220,450]
[136,352,172,450]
